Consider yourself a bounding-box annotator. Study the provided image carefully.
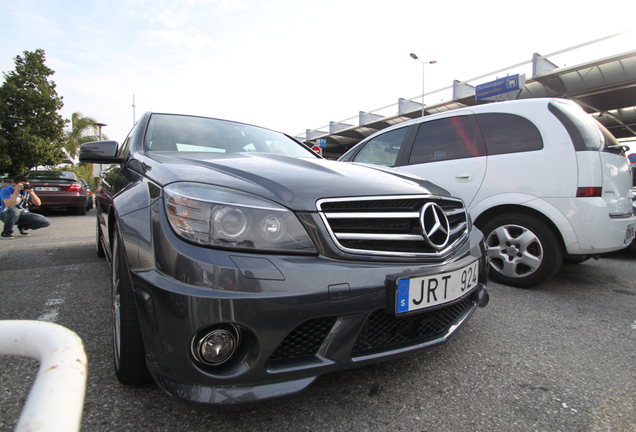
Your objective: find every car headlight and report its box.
[164,183,317,253]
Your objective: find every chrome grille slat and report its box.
[449,222,467,236]
[335,233,424,241]
[445,208,465,216]
[317,195,469,257]
[324,212,420,219]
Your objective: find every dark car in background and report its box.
[79,112,489,407]
[24,170,90,215]
[79,178,94,211]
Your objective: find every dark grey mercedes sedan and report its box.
[79,112,489,407]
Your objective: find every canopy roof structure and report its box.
[521,50,636,140]
[299,34,636,159]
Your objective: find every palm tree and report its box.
[64,112,107,160]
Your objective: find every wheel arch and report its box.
[473,204,570,255]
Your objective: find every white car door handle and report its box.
[455,173,474,182]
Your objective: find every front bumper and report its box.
[123,207,488,407]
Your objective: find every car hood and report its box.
[143,152,451,211]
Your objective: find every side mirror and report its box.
[79,141,124,163]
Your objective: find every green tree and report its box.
[64,111,105,159]
[74,164,97,188]
[0,49,66,176]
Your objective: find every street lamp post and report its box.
[410,53,437,117]
[94,122,107,141]
[93,123,107,179]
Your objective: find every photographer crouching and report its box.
[1,175,51,239]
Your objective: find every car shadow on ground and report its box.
[27,207,93,217]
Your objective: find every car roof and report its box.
[361,97,566,140]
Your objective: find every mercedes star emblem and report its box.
[420,202,450,250]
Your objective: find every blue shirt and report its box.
[0,185,30,214]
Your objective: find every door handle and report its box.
[455,173,474,182]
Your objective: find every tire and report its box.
[480,213,563,288]
[75,205,86,216]
[96,219,106,258]
[112,223,152,385]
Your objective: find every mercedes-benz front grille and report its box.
[317,195,469,257]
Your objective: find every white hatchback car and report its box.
[339,98,636,288]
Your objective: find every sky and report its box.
[1,0,635,144]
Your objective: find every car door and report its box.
[395,114,487,208]
[471,111,551,204]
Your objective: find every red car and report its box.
[24,170,90,215]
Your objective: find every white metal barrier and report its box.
[0,320,88,432]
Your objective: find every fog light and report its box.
[193,326,239,366]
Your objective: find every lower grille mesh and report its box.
[268,296,474,362]
[352,297,472,353]
[269,317,337,361]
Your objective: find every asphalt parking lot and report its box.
[1,211,635,432]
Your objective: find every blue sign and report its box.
[476,74,520,100]
[316,138,327,148]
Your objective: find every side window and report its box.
[408,116,482,164]
[352,127,408,167]
[477,113,543,155]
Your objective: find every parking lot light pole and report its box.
[410,53,437,117]
[94,122,107,141]
[94,123,107,178]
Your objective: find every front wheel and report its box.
[480,213,563,288]
[96,219,105,258]
[112,222,152,385]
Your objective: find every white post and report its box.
[0,320,88,432]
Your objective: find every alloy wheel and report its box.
[486,223,543,279]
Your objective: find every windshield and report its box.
[25,171,76,181]
[144,114,316,158]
